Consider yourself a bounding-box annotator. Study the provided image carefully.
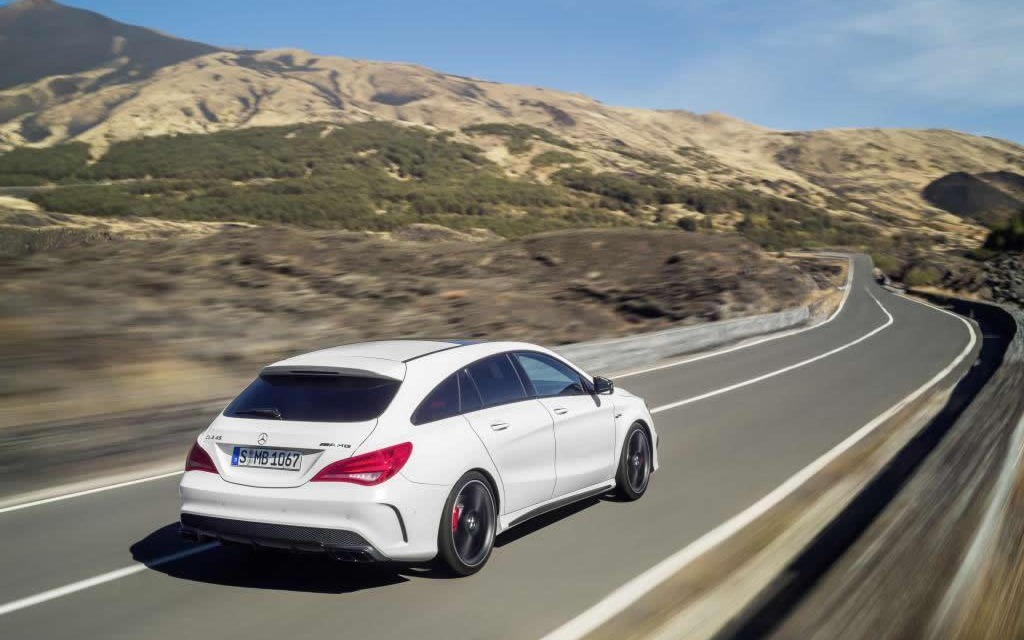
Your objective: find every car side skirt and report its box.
[501,480,615,530]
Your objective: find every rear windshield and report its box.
[224,374,400,422]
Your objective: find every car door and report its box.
[462,354,556,513]
[514,352,615,496]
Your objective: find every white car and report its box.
[179,339,658,575]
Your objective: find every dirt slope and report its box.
[0,217,826,426]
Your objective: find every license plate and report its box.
[231,447,302,471]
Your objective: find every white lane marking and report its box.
[649,287,893,414]
[0,470,185,515]
[540,294,977,640]
[0,542,218,617]
[615,256,854,380]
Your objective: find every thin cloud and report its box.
[839,0,1024,107]
[651,0,1023,135]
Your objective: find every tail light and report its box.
[311,442,412,485]
[185,442,218,474]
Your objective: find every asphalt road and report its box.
[0,255,978,640]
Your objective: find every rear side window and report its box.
[224,374,399,423]
[412,369,484,425]
[412,373,460,425]
[466,354,527,407]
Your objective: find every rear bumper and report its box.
[179,513,388,562]
[179,470,449,561]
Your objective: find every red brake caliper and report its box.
[452,503,464,532]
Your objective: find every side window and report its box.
[465,354,527,407]
[458,369,483,413]
[412,373,460,425]
[515,352,586,398]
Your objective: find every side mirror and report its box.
[593,376,614,395]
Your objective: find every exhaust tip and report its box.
[331,549,376,563]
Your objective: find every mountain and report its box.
[0,0,219,90]
[1,1,1024,251]
[0,0,219,139]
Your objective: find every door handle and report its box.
[490,421,510,431]
[553,407,569,415]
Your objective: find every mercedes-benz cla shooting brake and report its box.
[179,340,659,575]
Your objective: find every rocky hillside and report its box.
[1,1,1023,253]
[985,253,1024,307]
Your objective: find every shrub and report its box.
[674,146,725,172]
[553,168,877,249]
[870,253,902,275]
[904,265,943,288]
[609,147,687,174]
[983,210,1024,251]
[677,217,698,232]
[530,150,580,168]
[462,123,575,150]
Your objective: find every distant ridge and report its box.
[0,0,220,90]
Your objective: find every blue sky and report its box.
[67,0,1024,143]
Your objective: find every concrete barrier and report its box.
[555,306,811,375]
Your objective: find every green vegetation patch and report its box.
[735,208,878,251]
[554,168,878,250]
[674,146,726,172]
[530,150,581,168]
[0,142,90,182]
[2,123,877,246]
[984,210,1024,252]
[462,123,575,155]
[903,265,943,288]
[0,173,49,186]
[20,122,588,235]
[614,147,687,175]
[869,252,902,275]
[30,180,621,237]
[84,122,488,182]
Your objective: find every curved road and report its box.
[0,255,978,640]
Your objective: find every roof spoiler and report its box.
[260,364,404,381]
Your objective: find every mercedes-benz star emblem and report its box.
[257,433,268,445]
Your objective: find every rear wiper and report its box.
[234,407,282,420]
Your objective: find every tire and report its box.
[436,471,497,576]
[615,422,652,501]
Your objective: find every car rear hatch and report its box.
[208,416,379,487]
[207,359,404,488]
